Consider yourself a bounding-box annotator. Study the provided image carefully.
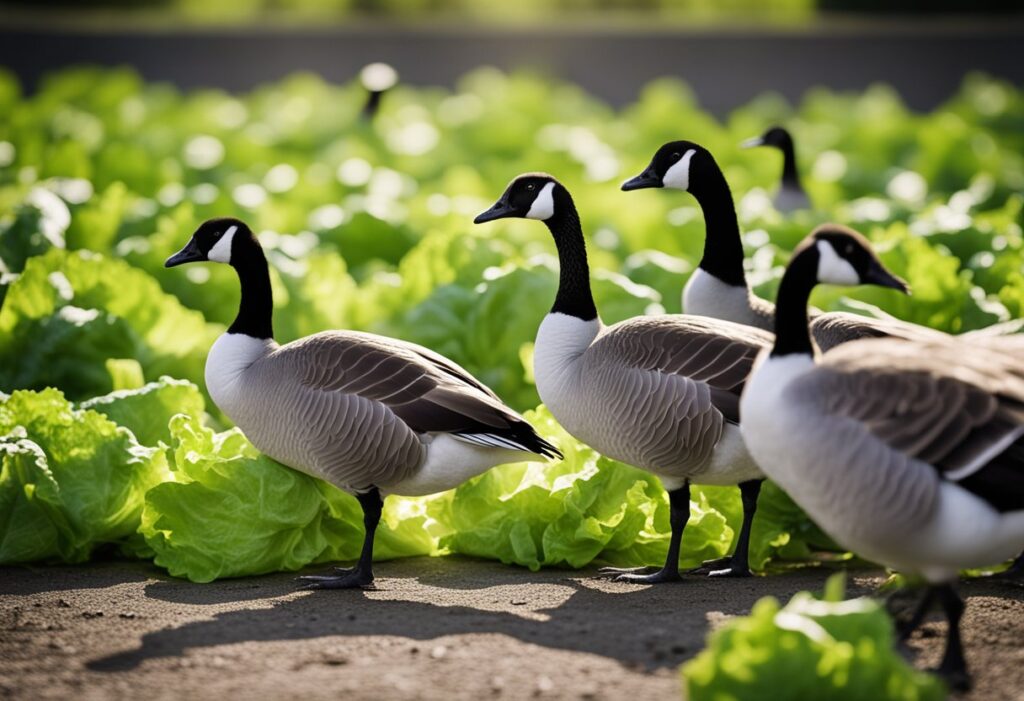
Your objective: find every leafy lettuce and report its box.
[682,574,946,701]
[0,388,168,563]
[141,414,443,582]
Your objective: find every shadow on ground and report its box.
[84,557,863,674]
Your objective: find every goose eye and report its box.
[844,243,854,255]
[526,183,536,191]
[670,152,681,162]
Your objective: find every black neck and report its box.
[779,139,802,189]
[691,163,747,287]
[228,237,274,340]
[546,191,598,321]
[771,249,817,357]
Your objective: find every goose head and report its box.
[165,217,251,268]
[741,126,793,151]
[797,224,910,293]
[621,140,716,193]
[473,173,566,223]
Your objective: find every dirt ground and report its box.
[1,558,1022,700]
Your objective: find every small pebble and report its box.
[430,645,447,659]
[511,599,527,606]
[119,612,136,619]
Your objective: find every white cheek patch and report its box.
[207,225,238,263]
[525,182,556,220]
[815,240,860,286]
[662,149,696,190]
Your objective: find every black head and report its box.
[474,173,563,224]
[795,224,910,293]
[741,126,793,151]
[621,140,716,193]
[165,217,250,268]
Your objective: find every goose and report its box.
[474,174,774,583]
[359,62,398,121]
[164,217,561,590]
[739,223,1024,690]
[621,139,1013,351]
[740,126,811,213]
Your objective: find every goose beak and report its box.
[474,200,516,224]
[740,136,765,149]
[165,239,205,267]
[620,168,661,191]
[863,262,910,295]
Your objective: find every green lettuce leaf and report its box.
[79,376,206,448]
[0,248,222,400]
[0,388,168,563]
[682,573,946,701]
[141,414,441,582]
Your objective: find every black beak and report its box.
[474,200,517,224]
[863,261,910,295]
[621,168,662,191]
[740,136,765,149]
[165,238,205,268]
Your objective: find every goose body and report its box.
[739,225,1024,688]
[533,312,766,490]
[166,218,559,588]
[476,174,772,583]
[205,330,555,498]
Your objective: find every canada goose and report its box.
[474,174,774,582]
[165,218,561,589]
[740,126,811,213]
[739,223,1024,690]
[621,140,1008,352]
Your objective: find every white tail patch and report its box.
[945,424,1024,482]
[815,240,859,286]
[452,432,533,453]
[662,149,696,190]
[525,182,556,221]
[208,224,238,263]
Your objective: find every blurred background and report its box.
[1,0,1023,113]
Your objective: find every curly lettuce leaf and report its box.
[682,573,946,701]
[0,388,168,563]
[80,376,206,448]
[141,414,441,582]
[0,248,222,399]
[441,406,729,571]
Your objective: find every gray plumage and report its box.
[536,313,771,485]
[209,330,559,494]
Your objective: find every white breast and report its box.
[739,351,816,492]
[204,332,276,420]
[532,313,600,420]
[683,268,764,329]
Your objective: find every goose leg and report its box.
[299,488,382,590]
[892,586,936,641]
[608,484,689,585]
[690,479,762,578]
[933,584,970,692]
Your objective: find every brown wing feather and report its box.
[281,331,559,457]
[594,315,772,422]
